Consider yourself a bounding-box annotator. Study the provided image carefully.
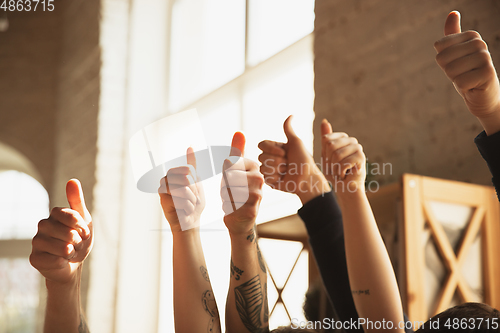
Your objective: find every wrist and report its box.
[335,182,366,204]
[45,266,82,293]
[477,105,500,136]
[228,224,256,240]
[296,174,330,205]
[171,227,200,240]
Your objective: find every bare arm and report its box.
[435,11,500,136]
[321,120,404,332]
[30,179,93,333]
[172,229,220,333]
[159,148,221,333]
[223,133,269,333]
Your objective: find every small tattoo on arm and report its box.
[200,265,210,282]
[352,289,370,295]
[202,289,220,333]
[234,275,269,333]
[78,314,90,333]
[230,258,244,280]
[257,244,267,274]
[247,229,256,243]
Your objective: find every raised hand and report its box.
[258,115,329,204]
[222,132,264,235]
[321,119,366,193]
[159,147,205,232]
[30,179,93,285]
[434,11,500,134]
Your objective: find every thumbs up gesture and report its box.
[30,179,93,284]
[434,11,500,125]
[221,132,264,235]
[258,115,329,203]
[321,119,366,193]
[159,147,206,232]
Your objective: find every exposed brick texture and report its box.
[313,0,500,186]
[0,0,101,321]
[0,9,59,193]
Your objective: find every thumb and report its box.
[186,147,197,169]
[321,118,333,136]
[230,131,245,157]
[66,179,91,223]
[283,115,299,142]
[186,147,199,181]
[444,11,461,36]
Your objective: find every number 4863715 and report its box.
[1,0,55,12]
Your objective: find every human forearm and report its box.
[337,190,404,332]
[296,174,331,205]
[226,228,269,333]
[477,105,500,136]
[44,270,87,333]
[172,229,220,333]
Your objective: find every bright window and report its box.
[0,170,49,333]
[161,2,315,331]
[0,170,49,239]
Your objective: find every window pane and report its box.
[169,0,246,111]
[258,238,303,288]
[0,171,49,239]
[270,302,290,329]
[281,250,308,322]
[0,258,40,332]
[247,0,314,66]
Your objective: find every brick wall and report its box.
[313,0,500,186]
[51,0,101,314]
[0,9,59,193]
[0,0,101,326]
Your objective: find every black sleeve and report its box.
[298,191,362,332]
[298,191,414,333]
[475,130,500,201]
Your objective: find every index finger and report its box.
[49,208,91,239]
[434,30,482,53]
[258,140,286,157]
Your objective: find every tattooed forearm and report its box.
[78,314,90,333]
[263,282,269,324]
[234,275,269,333]
[256,244,267,274]
[202,289,220,333]
[200,265,210,282]
[246,228,256,243]
[230,258,244,280]
[352,289,370,295]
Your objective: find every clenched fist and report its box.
[222,132,264,235]
[159,147,205,232]
[30,179,93,285]
[321,119,366,193]
[434,11,500,134]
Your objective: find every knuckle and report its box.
[28,253,36,267]
[327,141,337,152]
[471,38,487,51]
[248,190,262,203]
[332,148,342,160]
[37,219,49,232]
[31,235,42,248]
[69,229,81,242]
[477,50,491,63]
[350,137,358,145]
[466,30,481,40]
[50,207,62,216]
[435,53,445,66]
